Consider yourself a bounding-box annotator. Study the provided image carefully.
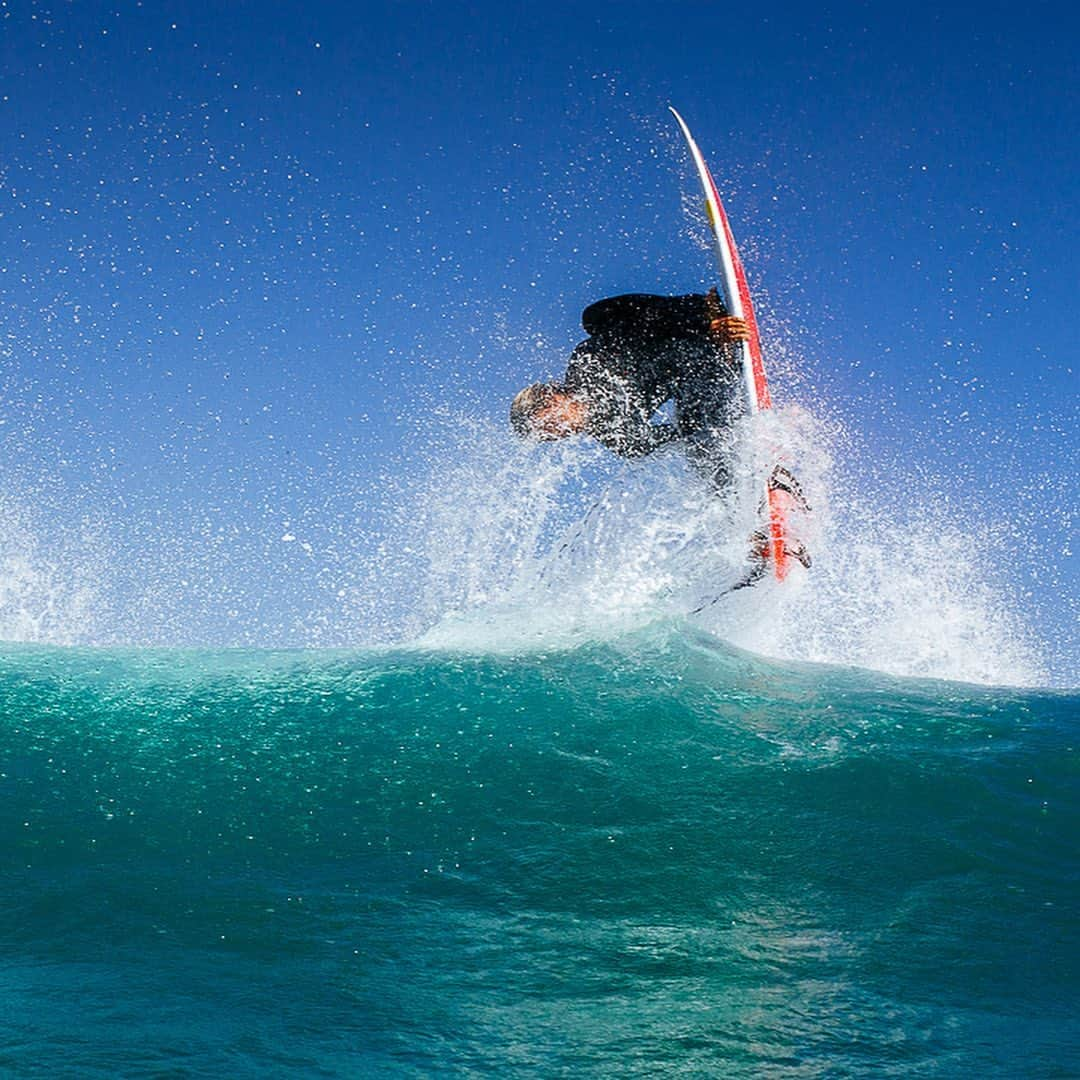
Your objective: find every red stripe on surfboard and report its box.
[768,487,790,581]
[699,167,772,411]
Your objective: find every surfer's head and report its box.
[510,383,588,441]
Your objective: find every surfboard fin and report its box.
[689,526,810,614]
[768,465,811,512]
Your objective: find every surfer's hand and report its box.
[709,315,750,343]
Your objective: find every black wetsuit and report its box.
[562,293,744,489]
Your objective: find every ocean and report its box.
[1,623,1076,1077]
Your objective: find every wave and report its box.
[1,626,1075,1074]
[1,622,1070,837]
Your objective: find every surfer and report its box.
[511,290,747,490]
[510,289,810,584]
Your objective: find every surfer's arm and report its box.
[563,341,680,457]
[586,411,679,459]
[618,421,679,458]
[584,394,681,458]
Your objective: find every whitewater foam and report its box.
[0,393,1055,686]
[404,407,1048,687]
[0,497,104,646]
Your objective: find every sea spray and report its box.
[395,405,1047,686]
[0,390,1051,685]
[0,495,105,645]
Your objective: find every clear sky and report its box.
[0,1,1076,669]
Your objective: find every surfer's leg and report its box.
[675,358,741,495]
[683,433,734,495]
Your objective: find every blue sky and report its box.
[0,1,1075,664]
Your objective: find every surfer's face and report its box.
[531,393,588,440]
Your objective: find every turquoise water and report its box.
[1,623,1075,1076]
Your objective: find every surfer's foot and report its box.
[749,528,770,562]
[768,465,811,512]
[786,538,812,569]
[748,528,812,573]
[727,532,771,593]
[739,528,771,589]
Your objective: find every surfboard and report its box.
[669,106,802,581]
